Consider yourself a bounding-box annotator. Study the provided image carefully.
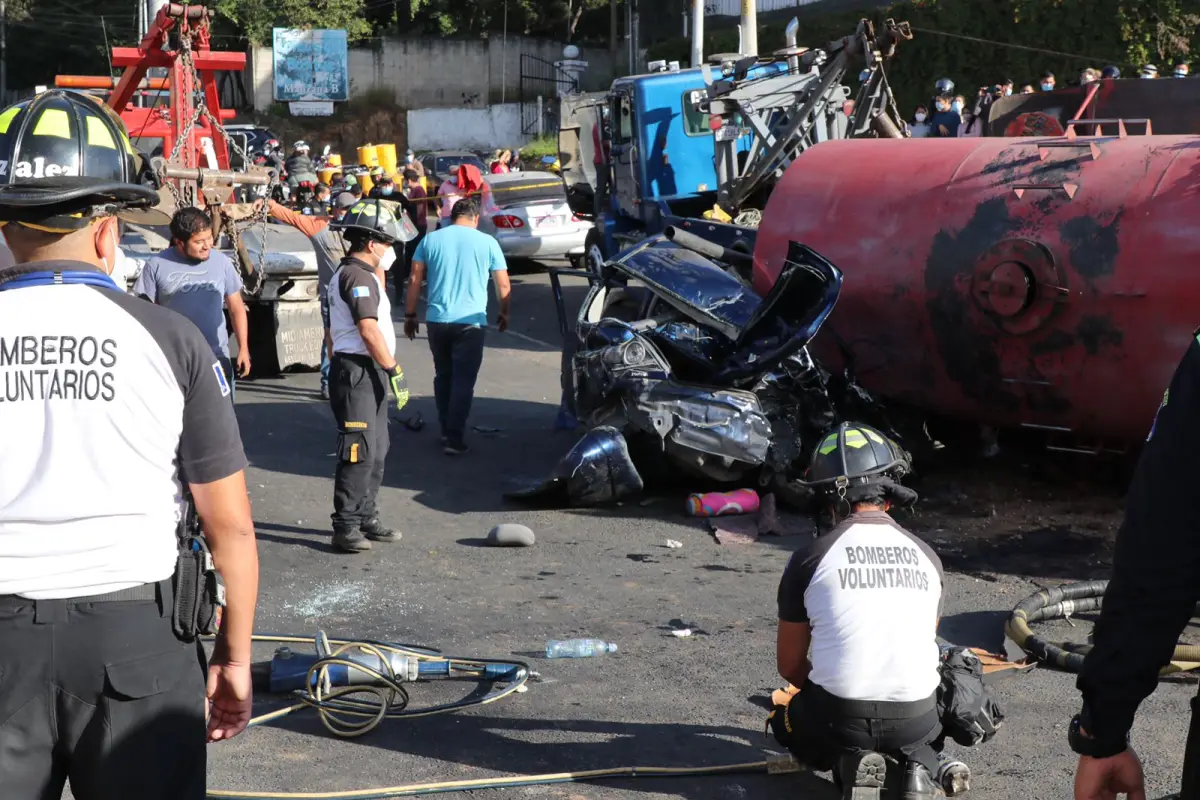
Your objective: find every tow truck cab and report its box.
[586,63,785,268]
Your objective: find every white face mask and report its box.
[914,112,927,122]
[951,100,963,113]
[377,245,397,272]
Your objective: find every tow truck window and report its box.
[682,92,713,137]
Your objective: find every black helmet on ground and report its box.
[330,196,406,244]
[801,421,918,508]
[0,90,159,232]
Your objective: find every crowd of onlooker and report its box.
[908,62,1190,138]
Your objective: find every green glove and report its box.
[387,365,409,411]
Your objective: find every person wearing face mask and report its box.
[1101,65,1121,80]
[1141,64,1159,79]
[1175,62,1190,78]
[369,175,397,199]
[259,191,359,400]
[1020,84,1036,94]
[325,198,410,554]
[404,148,425,179]
[929,93,961,138]
[956,95,985,138]
[909,106,931,138]
[1000,78,1014,96]
[1040,72,1056,92]
[0,89,258,800]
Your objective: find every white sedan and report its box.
[478,171,592,262]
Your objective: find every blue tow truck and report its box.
[557,18,912,273]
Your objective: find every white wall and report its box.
[407,104,529,152]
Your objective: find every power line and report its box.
[910,26,1132,67]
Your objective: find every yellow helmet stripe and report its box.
[0,106,20,135]
[86,115,117,149]
[32,108,72,139]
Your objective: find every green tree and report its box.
[213,0,373,45]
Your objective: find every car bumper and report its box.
[494,227,590,259]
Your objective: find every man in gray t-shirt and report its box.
[134,208,250,385]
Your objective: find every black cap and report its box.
[1101,65,1121,79]
[0,90,159,231]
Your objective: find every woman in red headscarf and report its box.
[436,163,495,228]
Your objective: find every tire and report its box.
[584,228,607,276]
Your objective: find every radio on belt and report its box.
[172,491,226,642]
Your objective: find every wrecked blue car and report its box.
[509,226,887,507]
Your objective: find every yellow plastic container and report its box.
[317,167,340,185]
[375,143,398,177]
[357,145,379,168]
[327,153,343,167]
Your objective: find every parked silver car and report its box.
[478,171,592,262]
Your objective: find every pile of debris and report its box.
[510,232,896,509]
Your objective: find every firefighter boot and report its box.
[361,518,401,543]
[901,760,938,800]
[333,526,372,553]
[837,751,887,800]
[936,752,971,796]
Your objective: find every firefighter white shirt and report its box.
[327,256,396,357]
[0,261,246,599]
[777,510,944,703]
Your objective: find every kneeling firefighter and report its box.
[770,422,999,799]
[325,198,410,553]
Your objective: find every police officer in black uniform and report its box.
[0,90,259,798]
[325,198,410,553]
[1070,333,1200,799]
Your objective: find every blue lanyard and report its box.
[0,270,120,292]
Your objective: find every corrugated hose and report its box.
[1005,581,1200,674]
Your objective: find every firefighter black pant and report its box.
[330,352,390,531]
[0,582,207,800]
[779,683,940,775]
[427,322,486,443]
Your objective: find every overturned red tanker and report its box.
[751,134,1200,446]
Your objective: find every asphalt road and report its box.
[188,263,1196,800]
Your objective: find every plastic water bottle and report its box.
[545,639,618,659]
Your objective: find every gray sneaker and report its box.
[332,527,372,553]
[361,518,401,543]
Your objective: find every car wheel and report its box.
[584,229,606,276]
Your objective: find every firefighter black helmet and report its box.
[331,196,407,244]
[0,90,158,231]
[803,422,912,492]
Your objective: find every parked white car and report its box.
[478,171,592,262]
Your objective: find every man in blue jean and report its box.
[404,198,511,456]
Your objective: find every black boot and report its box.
[361,518,401,543]
[901,761,938,800]
[837,751,887,800]
[333,526,372,553]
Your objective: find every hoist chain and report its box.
[156,24,275,294]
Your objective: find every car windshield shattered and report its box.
[508,233,897,508]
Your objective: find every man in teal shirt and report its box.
[404,198,512,455]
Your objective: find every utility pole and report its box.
[741,0,757,56]
[609,0,618,79]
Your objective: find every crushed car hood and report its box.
[611,237,844,377]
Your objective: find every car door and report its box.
[610,92,641,221]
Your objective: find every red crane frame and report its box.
[107,3,244,172]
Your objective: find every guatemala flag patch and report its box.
[352,286,371,298]
[212,361,231,397]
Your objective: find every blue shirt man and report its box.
[134,208,251,385]
[404,198,511,455]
